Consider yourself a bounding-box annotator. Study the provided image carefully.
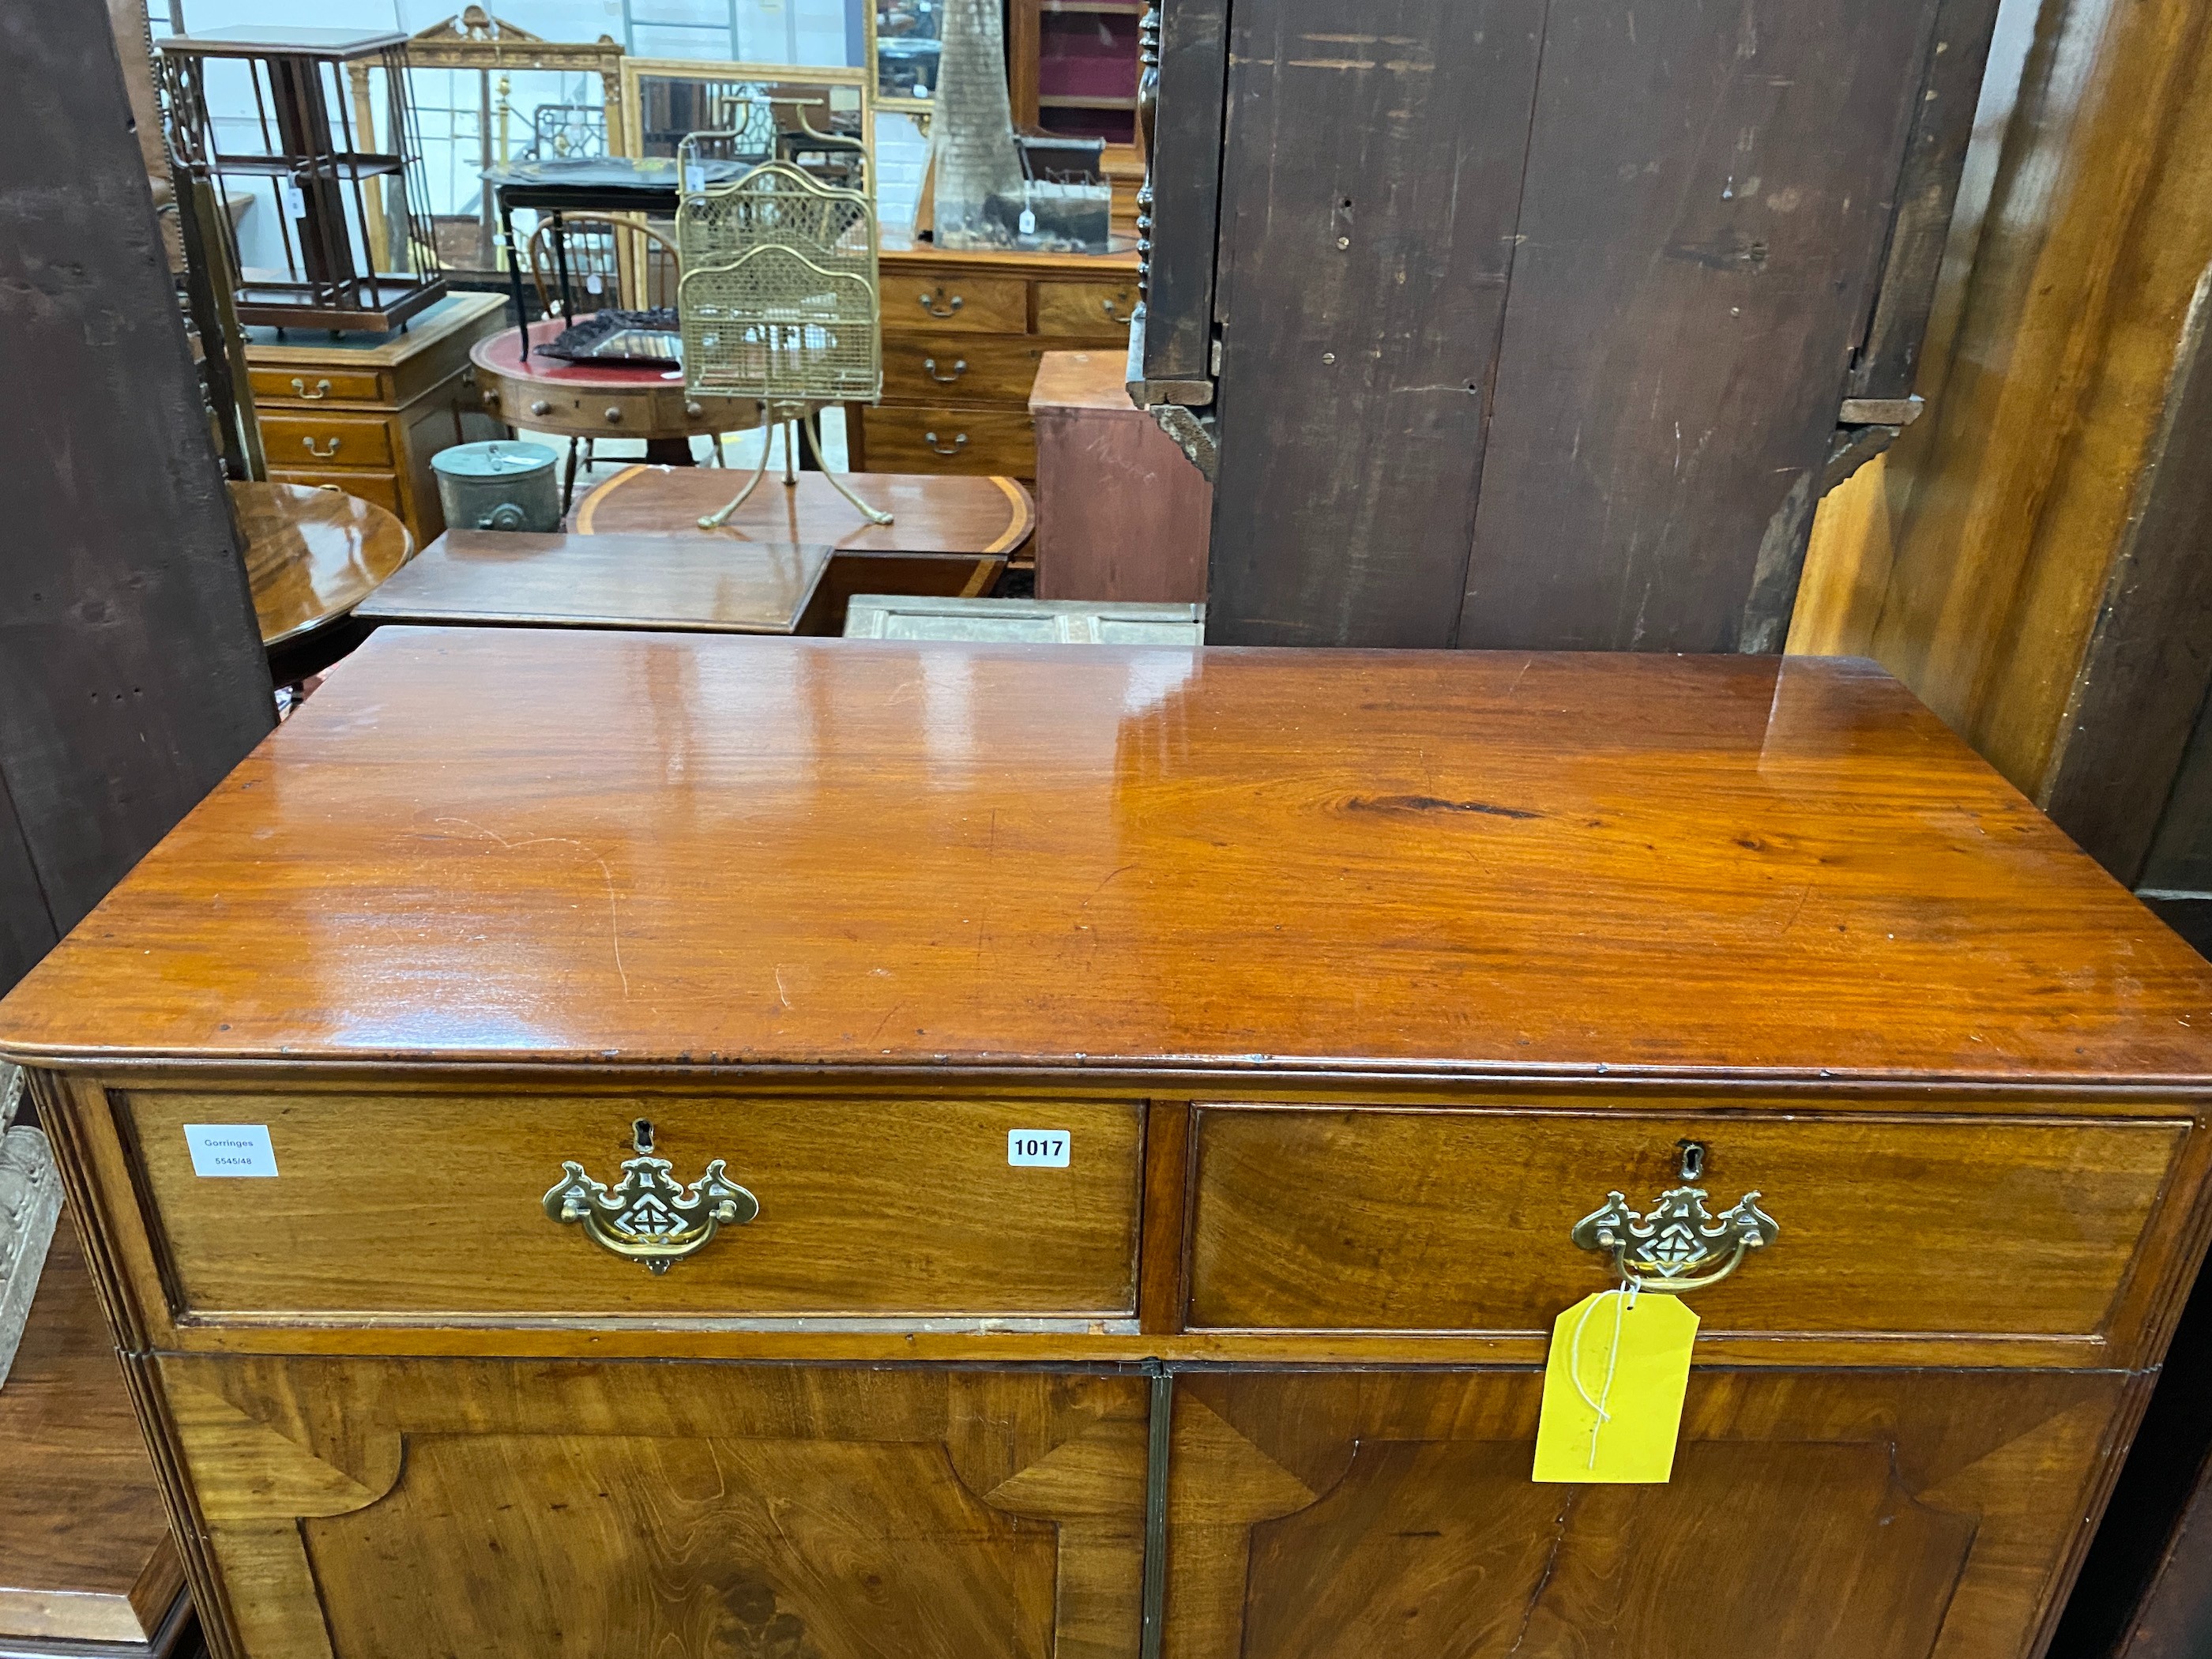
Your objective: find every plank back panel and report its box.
[1458,0,1937,653]
[1203,0,1546,646]
[0,0,274,999]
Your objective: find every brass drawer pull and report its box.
[919,289,964,318]
[1571,1151,1776,1293]
[291,376,333,400]
[1101,296,1130,323]
[924,431,968,457]
[301,435,342,458]
[924,356,968,384]
[543,1119,758,1273]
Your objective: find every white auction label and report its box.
[183,1123,279,1178]
[1006,1129,1070,1168]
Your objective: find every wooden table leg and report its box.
[643,438,695,466]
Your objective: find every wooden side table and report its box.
[472,320,767,507]
[571,465,1035,633]
[244,290,506,547]
[1029,349,1211,602]
[231,481,413,685]
[359,533,832,637]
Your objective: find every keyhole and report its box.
[1677,1139,1706,1182]
[634,1118,656,1154]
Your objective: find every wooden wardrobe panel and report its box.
[0,0,273,997]
[1204,0,1546,646]
[1457,0,1937,653]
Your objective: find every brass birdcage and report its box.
[675,143,890,527]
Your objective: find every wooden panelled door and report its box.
[164,1352,2126,1659]
[155,1357,1150,1659]
[1165,1368,2128,1659]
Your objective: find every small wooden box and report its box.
[6,641,2212,1659]
[1029,350,1211,603]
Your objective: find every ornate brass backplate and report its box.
[543,1121,758,1273]
[1571,1183,1778,1293]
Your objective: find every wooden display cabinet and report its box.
[7,642,2212,1659]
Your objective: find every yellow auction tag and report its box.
[1532,1286,1698,1484]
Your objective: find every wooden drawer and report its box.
[862,405,1036,475]
[265,468,403,516]
[882,335,1047,404]
[123,1090,1142,1323]
[248,367,386,404]
[1186,1106,2189,1338]
[1037,279,1138,337]
[888,271,1029,334]
[261,410,395,469]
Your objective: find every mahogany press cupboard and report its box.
[5,634,2212,1659]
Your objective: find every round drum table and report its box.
[231,480,414,685]
[472,318,768,506]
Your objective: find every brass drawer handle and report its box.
[924,431,968,457]
[301,435,342,458]
[543,1119,758,1274]
[1101,296,1130,323]
[919,289,964,318]
[924,356,968,384]
[1571,1149,1776,1293]
[291,376,333,400]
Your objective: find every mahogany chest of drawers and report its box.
[851,237,1142,480]
[6,636,2212,1659]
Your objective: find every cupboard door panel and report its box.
[158,1354,1148,1659]
[1164,1368,2127,1659]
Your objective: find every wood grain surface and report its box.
[0,0,274,997]
[0,1212,184,1648]
[1459,0,1935,653]
[1031,351,1210,603]
[1205,0,1544,646]
[1789,0,2212,801]
[3,642,2209,1084]
[156,1354,1148,1659]
[573,465,1035,556]
[1166,1367,2132,1659]
[1186,1108,2186,1337]
[125,1089,1142,1321]
[356,532,831,635]
[233,481,413,646]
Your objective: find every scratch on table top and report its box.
[430,816,630,998]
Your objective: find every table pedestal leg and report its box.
[644,438,695,466]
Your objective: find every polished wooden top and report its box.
[574,465,1035,555]
[358,532,832,634]
[4,641,2210,1086]
[234,480,415,645]
[0,1212,182,1646]
[1029,348,1138,413]
[243,288,505,367]
[471,318,715,393]
[878,225,1141,273]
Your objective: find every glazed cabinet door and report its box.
[1164,1367,2130,1659]
[154,1356,1149,1659]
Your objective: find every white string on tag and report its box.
[1569,1276,1642,1469]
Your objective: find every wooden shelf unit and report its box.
[1009,0,1141,147]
